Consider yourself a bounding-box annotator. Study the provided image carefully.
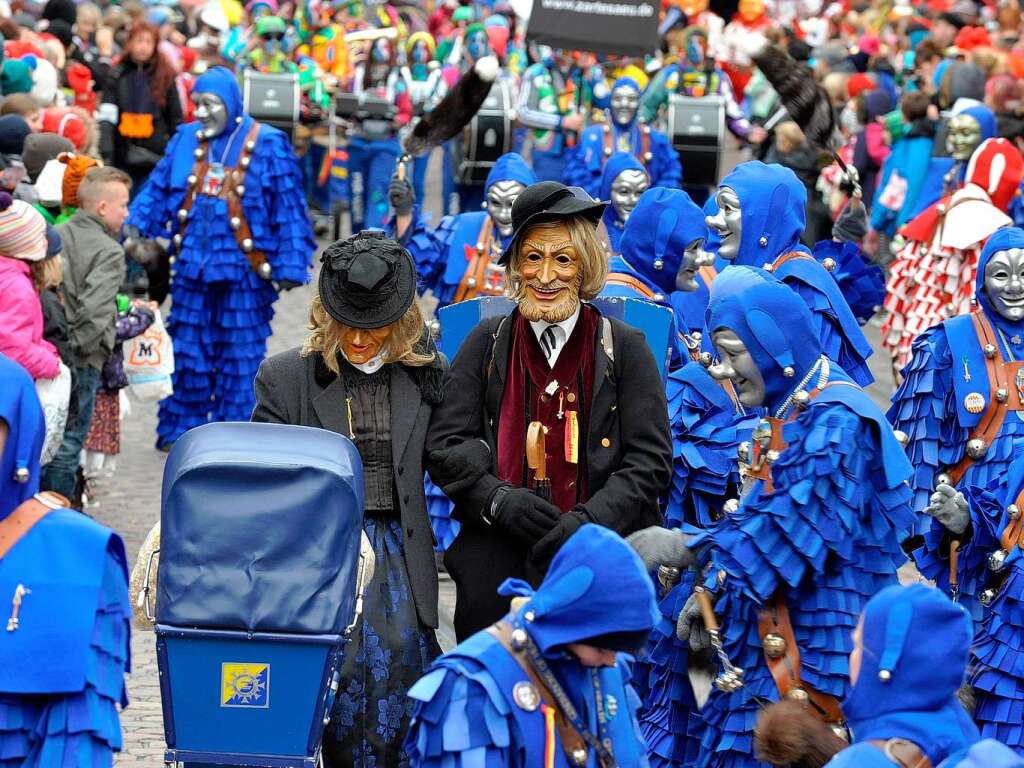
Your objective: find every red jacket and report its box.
[0,256,59,380]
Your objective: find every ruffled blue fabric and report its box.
[388,205,446,297]
[424,473,459,551]
[810,239,885,326]
[561,122,681,198]
[0,542,130,768]
[683,383,914,768]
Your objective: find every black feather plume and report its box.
[402,56,499,158]
[753,44,840,161]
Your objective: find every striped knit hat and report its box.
[0,191,49,262]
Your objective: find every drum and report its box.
[243,70,301,139]
[335,92,397,141]
[667,94,725,189]
[453,79,514,186]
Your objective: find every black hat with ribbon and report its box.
[498,181,606,266]
[318,231,417,329]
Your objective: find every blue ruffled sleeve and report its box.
[405,661,517,768]
[649,131,682,191]
[390,206,445,296]
[127,130,185,240]
[428,215,463,306]
[250,127,316,285]
[811,240,885,326]
[691,401,914,603]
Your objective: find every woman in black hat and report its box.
[252,231,446,767]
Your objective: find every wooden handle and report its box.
[694,586,719,632]
[949,539,960,590]
[526,421,547,481]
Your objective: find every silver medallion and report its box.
[512,681,540,712]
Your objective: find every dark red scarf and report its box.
[497,305,598,512]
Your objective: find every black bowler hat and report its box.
[498,181,607,266]
[318,231,416,329]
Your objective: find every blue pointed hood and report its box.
[609,76,641,126]
[485,151,536,191]
[706,265,822,406]
[718,161,807,267]
[0,353,45,518]
[975,226,1024,324]
[193,66,245,131]
[703,194,721,257]
[497,524,658,656]
[620,187,706,294]
[599,151,646,202]
[843,584,979,764]
[959,104,997,144]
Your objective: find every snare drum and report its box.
[453,79,514,186]
[243,70,301,138]
[667,94,725,189]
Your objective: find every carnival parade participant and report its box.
[516,49,609,182]
[562,77,681,199]
[596,151,648,256]
[631,265,915,768]
[405,523,658,768]
[128,66,315,449]
[425,181,671,641]
[883,138,1024,372]
[400,31,446,204]
[252,232,444,766]
[0,352,131,764]
[896,226,1024,613]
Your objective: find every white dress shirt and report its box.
[529,305,581,367]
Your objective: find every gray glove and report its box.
[833,198,868,243]
[626,526,695,572]
[676,591,713,652]
[388,172,414,216]
[924,483,969,535]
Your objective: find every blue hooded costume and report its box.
[910,104,998,219]
[561,77,681,199]
[598,151,648,255]
[714,161,877,386]
[828,584,981,767]
[658,267,914,768]
[405,524,658,767]
[0,353,131,766]
[128,67,315,447]
[893,227,1024,565]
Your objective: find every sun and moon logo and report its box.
[221,663,270,708]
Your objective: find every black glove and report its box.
[531,509,586,565]
[388,172,414,216]
[833,199,868,243]
[488,486,561,545]
[428,440,492,496]
[274,279,303,293]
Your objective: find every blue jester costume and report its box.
[405,524,658,768]
[893,227,1024,566]
[597,152,647,256]
[678,267,915,768]
[562,77,681,200]
[128,67,314,447]
[0,353,131,766]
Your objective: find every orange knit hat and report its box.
[59,152,101,209]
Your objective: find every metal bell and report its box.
[193,147,204,159]
[1008,504,1020,520]
[603,146,612,157]
[722,498,740,515]
[699,351,713,367]
[713,668,744,692]
[822,257,836,272]
[752,419,773,446]
[691,331,702,343]
[643,151,653,162]
[766,449,781,463]
[785,687,810,703]
[245,140,256,152]
[653,292,665,302]
[966,439,988,459]
[984,343,997,358]
[229,216,241,231]
[793,390,810,408]
[168,256,176,265]
[466,277,477,288]
[762,632,787,659]
[989,549,1008,572]
[658,566,681,590]
[653,257,664,270]
[187,174,198,187]
[177,208,189,223]
[737,441,751,462]
[258,262,272,280]
[759,236,768,247]
[878,669,892,682]
[936,473,952,487]
[13,467,29,483]
[235,185,246,197]
[240,155,251,169]
[782,366,795,377]
[570,747,588,767]
[241,238,254,253]
[997,388,1009,403]
[511,628,528,650]
[524,610,536,622]
[979,588,997,606]
[892,429,909,447]
[173,234,183,248]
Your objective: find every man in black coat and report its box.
[426,182,672,641]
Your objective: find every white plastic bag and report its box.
[125,307,174,402]
[35,361,71,464]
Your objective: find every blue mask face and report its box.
[372,39,390,63]
[685,34,706,67]
[411,41,429,64]
[466,31,488,61]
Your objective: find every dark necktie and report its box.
[540,325,559,361]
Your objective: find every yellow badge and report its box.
[964,392,986,414]
[564,410,579,464]
[221,662,270,708]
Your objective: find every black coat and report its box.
[251,345,446,629]
[426,308,672,640]
[99,61,183,175]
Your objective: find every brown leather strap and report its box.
[605,272,657,299]
[769,251,815,271]
[454,218,502,303]
[757,595,844,724]
[1001,487,1024,554]
[0,493,67,559]
[697,264,717,288]
[487,622,590,764]
[868,739,933,768]
[601,124,652,166]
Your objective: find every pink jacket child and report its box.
[0,192,60,380]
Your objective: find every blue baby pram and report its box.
[151,422,373,767]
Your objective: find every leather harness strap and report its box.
[601,124,652,166]
[454,217,505,303]
[487,621,591,765]
[697,264,717,288]
[868,739,933,768]
[0,493,68,559]
[605,272,657,299]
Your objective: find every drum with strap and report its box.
[453,79,514,186]
[242,70,301,141]
[667,94,724,189]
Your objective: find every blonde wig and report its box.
[302,293,435,375]
[506,216,609,302]
[31,255,63,292]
